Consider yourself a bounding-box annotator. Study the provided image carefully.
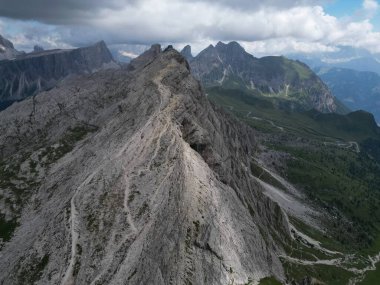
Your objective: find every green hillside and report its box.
[207,86,380,284]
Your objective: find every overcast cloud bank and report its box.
[0,0,379,56]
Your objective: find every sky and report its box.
[0,0,380,57]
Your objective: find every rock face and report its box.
[0,34,23,61]
[187,41,339,113]
[0,41,118,104]
[180,45,193,61]
[0,46,290,284]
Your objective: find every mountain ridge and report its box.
[182,41,344,113]
[316,66,380,123]
[0,45,292,284]
[0,40,118,106]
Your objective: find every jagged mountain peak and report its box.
[195,43,219,60]
[127,43,162,70]
[215,41,225,47]
[180,44,193,61]
[33,45,44,53]
[215,41,255,65]
[215,41,246,53]
[79,40,114,60]
[204,44,215,51]
[91,40,109,51]
[188,41,340,113]
[95,40,106,46]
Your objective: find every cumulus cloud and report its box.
[119,50,139,58]
[241,39,339,56]
[363,0,379,11]
[362,0,379,18]
[193,0,327,11]
[0,18,72,51]
[0,0,380,55]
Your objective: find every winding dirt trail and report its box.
[323,141,360,153]
[247,113,284,131]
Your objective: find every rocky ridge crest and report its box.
[184,41,339,113]
[0,45,291,284]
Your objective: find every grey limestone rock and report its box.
[180,45,193,62]
[0,45,290,285]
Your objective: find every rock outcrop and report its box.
[0,45,290,284]
[187,41,339,113]
[180,45,193,61]
[0,41,118,104]
[33,45,44,53]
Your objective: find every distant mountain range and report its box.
[182,42,347,113]
[1,37,348,116]
[290,46,380,75]
[316,67,380,123]
[288,46,380,124]
[0,35,118,110]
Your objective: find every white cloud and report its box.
[241,39,338,56]
[2,0,380,55]
[363,0,379,11]
[119,50,139,58]
[362,0,379,18]
[10,33,70,50]
[84,0,380,53]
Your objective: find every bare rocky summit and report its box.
[180,45,193,62]
[0,45,297,284]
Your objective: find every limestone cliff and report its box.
[0,41,117,104]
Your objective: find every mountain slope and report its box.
[0,41,117,106]
[207,85,380,284]
[184,41,342,113]
[316,67,380,123]
[0,46,293,284]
